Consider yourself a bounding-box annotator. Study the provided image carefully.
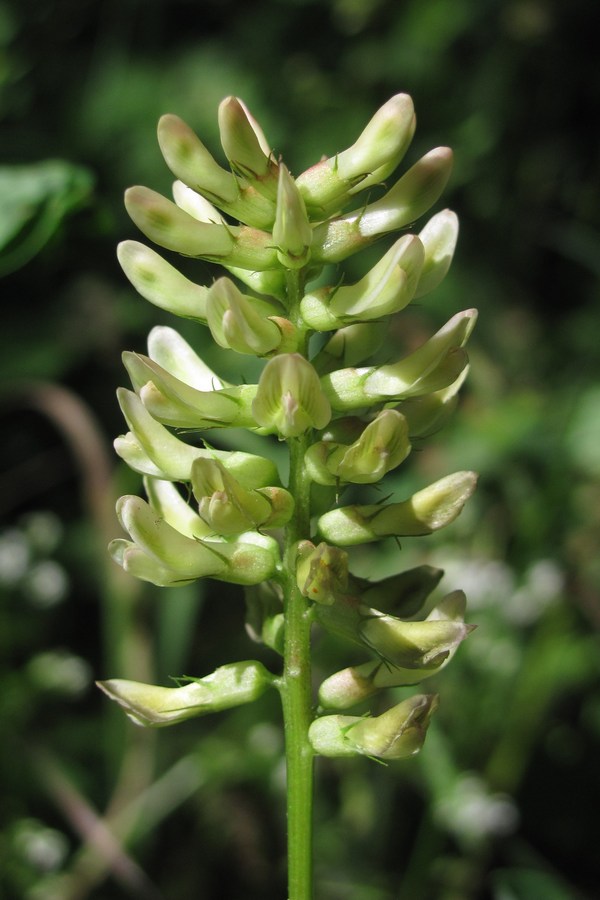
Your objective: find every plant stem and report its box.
[281,268,314,900]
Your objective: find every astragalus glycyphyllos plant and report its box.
[98,93,477,898]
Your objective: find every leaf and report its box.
[0,160,94,275]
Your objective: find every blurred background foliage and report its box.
[0,0,599,897]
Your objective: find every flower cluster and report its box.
[99,94,477,761]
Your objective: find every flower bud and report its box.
[309,694,438,760]
[122,351,256,430]
[125,186,234,259]
[191,457,293,535]
[321,309,476,411]
[117,241,209,323]
[125,186,279,271]
[114,495,279,585]
[317,471,478,545]
[218,96,279,199]
[158,115,277,229]
[364,308,476,397]
[295,541,349,605]
[317,664,378,710]
[315,589,471,703]
[311,148,453,263]
[272,165,313,269]
[360,591,472,670]
[109,537,196,587]
[115,387,279,485]
[206,277,296,356]
[252,353,331,438]
[296,94,416,218]
[300,235,423,330]
[157,113,239,204]
[414,209,459,298]
[97,660,273,727]
[339,93,416,190]
[306,410,410,485]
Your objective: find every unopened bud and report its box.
[311,148,453,263]
[318,471,478,545]
[301,235,423,330]
[115,387,278,485]
[414,209,459,298]
[273,165,313,269]
[97,660,273,727]
[125,186,234,259]
[296,94,416,217]
[122,351,256,430]
[321,309,476,411]
[317,590,471,709]
[117,241,209,323]
[360,591,472,670]
[158,115,276,229]
[309,694,438,760]
[157,113,239,204]
[218,96,279,199]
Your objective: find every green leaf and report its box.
[0,160,93,275]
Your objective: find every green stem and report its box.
[281,268,314,900]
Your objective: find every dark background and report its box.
[1,1,599,898]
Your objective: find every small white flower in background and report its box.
[0,528,30,585]
[13,818,69,873]
[434,773,518,846]
[23,560,69,609]
[27,650,92,696]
